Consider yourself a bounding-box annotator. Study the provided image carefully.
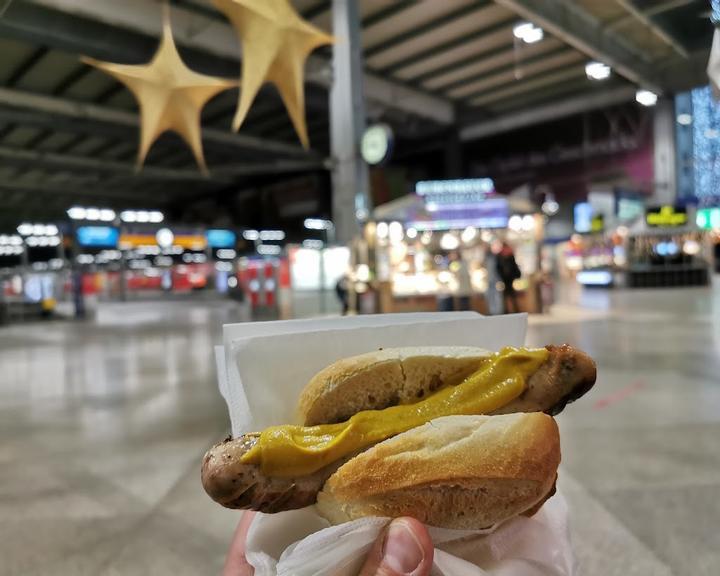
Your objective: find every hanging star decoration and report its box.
[212,0,333,149]
[82,5,236,173]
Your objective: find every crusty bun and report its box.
[316,412,560,529]
[298,345,596,426]
[299,347,490,425]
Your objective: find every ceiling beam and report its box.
[606,0,695,31]
[614,0,688,59]
[495,0,664,92]
[460,85,636,141]
[0,179,170,204]
[376,17,515,77]
[0,144,228,182]
[0,87,321,159]
[10,0,454,124]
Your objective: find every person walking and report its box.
[495,241,521,313]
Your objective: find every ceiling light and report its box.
[67,207,86,220]
[257,244,282,256]
[585,61,611,81]
[216,249,237,260]
[513,21,543,44]
[302,239,324,249]
[304,218,334,230]
[17,223,33,236]
[259,230,285,241]
[635,90,658,107]
[677,113,693,126]
[99,209,116,222]
[149,211,164,223]
[85,208,101,221]
[406,227,418,239]
[242,229,259,241]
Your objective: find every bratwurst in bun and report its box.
[202,344,596,529]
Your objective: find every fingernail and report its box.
[382,520,424,574]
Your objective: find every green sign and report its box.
[697,207,720,230]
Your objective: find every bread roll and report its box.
[316,412,560,529]
[298,347,491,425]
[298,345,596,426]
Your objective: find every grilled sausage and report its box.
[202,344,596,512]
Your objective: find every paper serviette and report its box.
[215,313,575,576]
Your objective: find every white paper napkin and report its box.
[215,313,574,575]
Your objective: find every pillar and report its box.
[330,0,370,244]
[652,97,677,205]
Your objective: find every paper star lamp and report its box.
[83,6,236,172]
[212,0,333,148]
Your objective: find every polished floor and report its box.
[1,286,719,575]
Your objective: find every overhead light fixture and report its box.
[513,21,543,44]
[304,218,334,230]
[257,244,282,256]
[635,89,658,107]
[242,229,259,241]
[302,239,324,249]
[120,210,164,224]
[259,230,285,241]
[585,61,611,81]
[677,113,693,126]
[67,206,116,221]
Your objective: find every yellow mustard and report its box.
[241,347,548,477]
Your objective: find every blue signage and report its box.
[206,229,237,248]
[76,226,119,247]
[573,203,593,233]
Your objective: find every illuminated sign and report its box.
[76,226,119,247]
[408,197,509,230]
[206,229,236,248]
[697,207,720,230]
[617,198,644,221]
[645,205,687,227]
[119,233,206,249]
[573,202,593,233]
[416,178,495,210]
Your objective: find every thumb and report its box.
[358,517,434,576]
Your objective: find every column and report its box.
[652,97,677,205]
[330,0,370,244]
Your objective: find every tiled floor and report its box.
[1,286,719,575]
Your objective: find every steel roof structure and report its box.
[0,0,712,226]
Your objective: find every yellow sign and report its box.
[119,234,206,250]
[646,205,687,227]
